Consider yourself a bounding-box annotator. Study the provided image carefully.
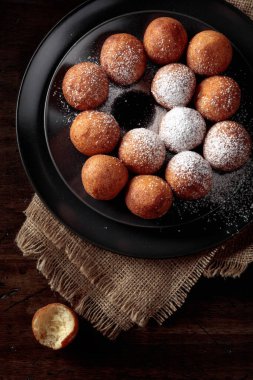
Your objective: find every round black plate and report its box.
[17,0,253,258]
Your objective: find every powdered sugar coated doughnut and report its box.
[159,107,206,153]
[165,151,213,200]
[151,63,196,109]
[119,128,166,174]
[203,121,251,172]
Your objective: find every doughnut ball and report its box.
[159,107,206,153]
[32,303,78,350]
[165,151,213,200]
[203,121,252,172]
[143,17,188,65]
[100,33,146,86]
[151,64,196,109]
[62,62,109,111]
[187,30,232,76]
[70,111,120,156]
[195,76,241,122]
[125,175,173,219]
[81,155,128,200]
[118,128,166,174]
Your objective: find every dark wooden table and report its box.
[1,1,253,379]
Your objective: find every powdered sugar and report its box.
[100,33,146,85]
[62,62,109,110]
[148,105,167,134]
[52,83,78,125]
[71,111,120,154]
[168,151,212,192]
[111,44,143,83]
[210,166,246,205]
[210,79,239,111]
[119,128,166,173]
[129,176,171,204]
[159,107,206,152]
[203,121,251,171]
[151,63,196,109]
[98,83,122,114]
[196,76,241,120]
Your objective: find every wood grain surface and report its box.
[1,1,253,379]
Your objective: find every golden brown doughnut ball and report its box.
[62,62,109,110]
[100,33,146,86]
[187,30,232,76]
[143,17,188,65]
[118,128,166,174]
[195,76,241,122]
[165,151,213,200]
[125,175,173,219]
[81,155,128,200]
[70,111,120,156]
[203,121,252,172]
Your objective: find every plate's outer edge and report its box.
[16,0,253,258]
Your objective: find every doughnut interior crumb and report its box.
[32,303,78,350]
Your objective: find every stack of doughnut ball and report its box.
[62,17,252,220]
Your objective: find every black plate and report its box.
[45,9,253,229]
[17,0,253,258]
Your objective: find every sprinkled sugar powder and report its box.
[107,43,144,84]
[151,63,196,109]
[100,33,146,85]
[195,76,241,121]
[203,121,252,171]
[201,81,238,112]
[159,107,206,153]
[168,151,212,192]
[62,62,109,110]
[119,128,166,173]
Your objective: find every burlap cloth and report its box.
[16,0,253,339]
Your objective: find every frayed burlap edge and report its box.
[16,213,216,337]
[204,227,253,278]
[16,195,218,338]
[153,249,216,324]
[205,259,250,278]
[66,241,217,327]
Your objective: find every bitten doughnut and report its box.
[203,121,252,172]
[143,17,188,65]
[32,303,79,350]
[195,76,241,122]
[159,107,206,153]
[81,155,128,200]
[165,151,213,200]
[70,111,120,156]
[62,62,109,110]
[151,64,196,109]
[100,33,146,85]
[118,128,166,174]
[125,175,173,219]
[187,30,232,76]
